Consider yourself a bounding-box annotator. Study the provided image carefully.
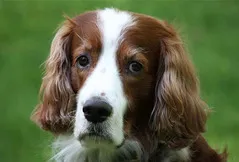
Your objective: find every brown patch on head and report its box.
[116,14,162,145]
[31,11,102,133]
[70,11,102,93]
[118,13,208,149]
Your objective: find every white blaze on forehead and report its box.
[74,8,135,146]
[98,8,134,47]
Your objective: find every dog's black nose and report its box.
[83,98,112,123]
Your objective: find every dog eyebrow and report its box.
[127,47,146,56]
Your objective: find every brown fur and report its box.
[31,20,75,133]
[190,135,228,162]
[31,11,100,133]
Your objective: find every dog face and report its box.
[32,8,207,157]
[72,9,161,148]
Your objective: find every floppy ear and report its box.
[31,20,76,133]
[151,22,209,149]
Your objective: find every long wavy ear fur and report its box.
[31,20,76,133]
[152,21,209,149]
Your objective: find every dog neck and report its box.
[51,134,190,162]
[51,135,143,162]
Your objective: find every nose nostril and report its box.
[83,106,90,114]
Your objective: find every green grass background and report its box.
[0,0,238,161]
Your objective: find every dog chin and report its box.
[78,132,123,149]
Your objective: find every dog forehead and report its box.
[71,8,165,59]
[71,8,136,52]
[97,8,135,46]
[96,8,164,50]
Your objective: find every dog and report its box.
[31,8,227,162]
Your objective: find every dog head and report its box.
[31,8,208,159]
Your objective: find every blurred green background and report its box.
[0,0,238,162]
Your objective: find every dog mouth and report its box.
[76,123,126,148]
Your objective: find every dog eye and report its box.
[77,55,90,68]
[128,61,143,74]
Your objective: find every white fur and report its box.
[74,8,134,146]
[162,147,190,162]
[51,135,85,162]
[51,135,142,162]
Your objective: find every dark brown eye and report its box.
[77,55,90,68]
[128,61,143,74]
